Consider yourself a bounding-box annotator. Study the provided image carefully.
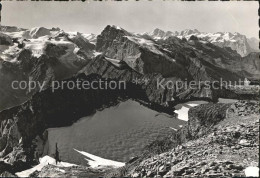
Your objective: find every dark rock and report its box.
[0,171,16,177]
[189,35,199,41]
[0,161,14,175]
[233,132,241,139]
[0,33,13,45]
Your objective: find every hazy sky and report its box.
[1,1,258,38]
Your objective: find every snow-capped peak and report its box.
[145,28,176,40]
[29,27,51,39]
[111,25,123,30]
[145,28,258,57]
[152,28,165,36]
[179,29,200,36]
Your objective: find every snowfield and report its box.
[74,149,125,168]
[15,150,125,177]
[15,156,76,177]
[0,26,93,69]
[174,101,208,121]
[125,36,164,55]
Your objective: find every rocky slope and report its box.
[79,54,259,105]
[241,52,260,80]
[247,37,259,51]
[106,100,259,177]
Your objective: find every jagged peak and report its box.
[193,29,200,33]
[111,25,123,30]
[104,25,125,32]
[152,28,165,34]
[100,25,133,38]
[180,29,200,36]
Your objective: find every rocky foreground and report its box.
[3,100,257,177]
[124,102,259,177]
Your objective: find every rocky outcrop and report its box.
[227,100,259,117]
[0,161,16,176]
[0,171,16,177]
[186,103,231,140]
[0,32,13,46]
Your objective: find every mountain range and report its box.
[144,28,258,57]
[0,25,259,111]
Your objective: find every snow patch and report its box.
[81,33,97,45]
[174,106,192,121]
[105,57,122,67]
[15,156,76,177]
[187,103,199,107]
[74,149,125,168]
[112,25,122,30]
[93,51,102,57]
[245,166,259,177]
[174,101,208,121]
[169,127,178,131]
[125,36,164,55]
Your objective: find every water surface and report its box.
[44,100,185,165]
